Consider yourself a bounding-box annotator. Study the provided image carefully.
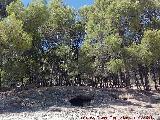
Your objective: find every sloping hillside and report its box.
[0,86,160,120]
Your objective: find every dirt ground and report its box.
[0,86,160,120]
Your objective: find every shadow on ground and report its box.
[0,86,159,114]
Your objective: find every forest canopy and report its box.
[0,0,160,91]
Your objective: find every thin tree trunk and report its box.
[134,69,141,89]
[0,51,3,90]
[144,66,150,91]
[138,65,145,90]
[125,70,130,88]
[0,73,1,90]
[152,65,158,90]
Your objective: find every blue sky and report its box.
[22,0,94,8]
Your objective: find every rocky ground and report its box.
[0,86,160,120]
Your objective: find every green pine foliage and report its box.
[0,0,160,91]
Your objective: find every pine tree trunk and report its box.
[0,51,2,90]
[125,70,130,88]
[138,65,145,90]
[144,66,150,91]
[120,71,125,88]
[144,75,150,91]
[134,70,141,89]
[0,74,1,91]
[151,65,158,90]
